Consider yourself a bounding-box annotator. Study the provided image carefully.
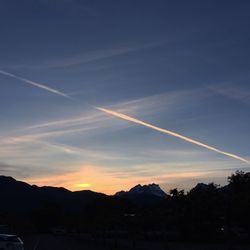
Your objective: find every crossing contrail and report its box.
[97,107,249,164]
[0,69,70,98]
[1,69,248,163]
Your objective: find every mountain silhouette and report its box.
[0,176,167,212]
[1,172,250,242]
[0,175,106,213]
[116,183,167,203]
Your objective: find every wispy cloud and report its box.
[0,161,57,179]
[1,125,101,144]
[1,89,201,144]
[14,40,166,69]
[106,159,246,179]
[0,90,204,180]
[0,89,212,155]
[25,111,107,130]
[0,162,14,173]
[208,83,250,105]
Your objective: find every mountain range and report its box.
[0,176,168,213]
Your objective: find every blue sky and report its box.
[0,0,250,193]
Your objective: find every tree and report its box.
[169,188,184,197]
[228,171,250,193]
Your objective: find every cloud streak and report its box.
[208,84,250,106]
[15,40,167,69]
[97,107,249,164]
[0,69,70,98]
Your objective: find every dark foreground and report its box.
[22,234,250,250]
[1,172,250,249]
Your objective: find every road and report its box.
[23,234,103,250]
[21,234,250,250]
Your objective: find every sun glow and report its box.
[22,163,215,194]
[75,183,91,188]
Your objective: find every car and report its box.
[0,234,24,250]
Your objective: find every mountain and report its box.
[0,176,168,212]
[0,175,106,213]
[0,175,169,232]
[115,183,167,202]
[1,173,247,241]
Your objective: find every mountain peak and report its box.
[116,183,167,199]
[0,175,16,182]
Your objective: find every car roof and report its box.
[0,234,18,237]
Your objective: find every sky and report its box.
[0,0,250,194]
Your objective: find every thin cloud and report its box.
[25,91,188,130]
[208,84,250,105]
[15,40,167,69]
[26,111,107,130]
[97,107,249,164]
[1,125,102,144]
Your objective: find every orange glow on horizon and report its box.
[22,164,213,194]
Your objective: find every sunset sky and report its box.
[0,0,250,194]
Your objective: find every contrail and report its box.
[0,69,70,98]
[1,68,248,163]
[97,107,249,164]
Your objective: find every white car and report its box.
[0,234,24,250]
